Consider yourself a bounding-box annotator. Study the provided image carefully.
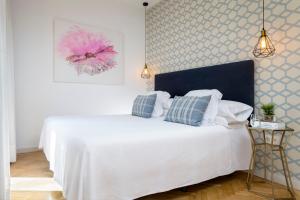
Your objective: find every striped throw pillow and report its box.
[164,96,211,126]
[132,94,157,118]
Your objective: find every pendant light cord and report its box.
[263,0,265,29]
[145,4,147,64]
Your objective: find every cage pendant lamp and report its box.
[141,2,150,79]
[253,0,275,58]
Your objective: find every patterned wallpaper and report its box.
[146,0,300,188]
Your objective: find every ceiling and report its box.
[122,0,162,8]
[146,0,162,7]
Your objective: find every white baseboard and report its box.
[16,147,40,153]
[10,144,16,162]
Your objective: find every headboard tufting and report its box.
[154,60,254,107]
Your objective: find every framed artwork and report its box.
[53,18,124,84]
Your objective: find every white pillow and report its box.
[146,91,171,117]
[165,98,173,109]
[217,100,253,123]
[185,89,223,99]
[162,98,174,116]
[185,89,223,124]
[215,116,248,129]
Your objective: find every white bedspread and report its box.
[39,115,251,200]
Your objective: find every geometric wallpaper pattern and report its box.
[146,0,300,188]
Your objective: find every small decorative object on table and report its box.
[259,120,285,129]
[246,125,296,199]
[250,113,260,127]
[261,103,275,121]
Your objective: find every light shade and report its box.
[141,64,150,79]
[253,29,275,58]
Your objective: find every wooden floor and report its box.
[10,151,299,200]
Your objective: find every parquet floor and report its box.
[10,151,299,200]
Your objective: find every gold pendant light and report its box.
[253,0,275,58]
[141,2,151,79]
[141,64,150,79]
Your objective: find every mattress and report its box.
[39,115,251,200]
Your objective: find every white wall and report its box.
[12,0,146,150]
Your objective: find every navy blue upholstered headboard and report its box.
[155,60,254,107]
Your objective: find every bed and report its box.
[39,60,254,200]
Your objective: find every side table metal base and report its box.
[246,126,296,200]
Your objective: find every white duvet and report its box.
[39,115,251,200]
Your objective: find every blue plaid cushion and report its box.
[132,94,157,118]
[164,96,211,126]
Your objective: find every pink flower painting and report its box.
[58,26,118,76]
